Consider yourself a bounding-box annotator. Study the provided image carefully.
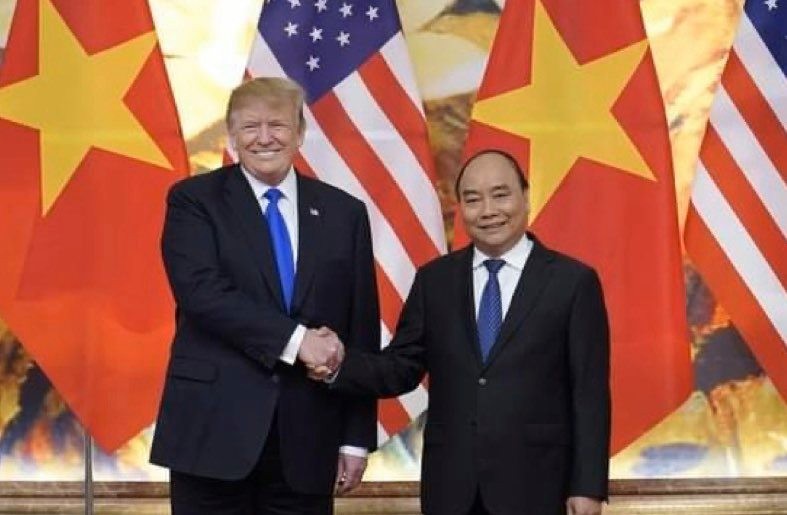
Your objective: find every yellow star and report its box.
[471,0,655,221]
[0,0,172,215]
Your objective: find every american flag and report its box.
[685,0,786,397]
[248,0,446,442]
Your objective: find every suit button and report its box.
[271,374,280,384]
[478,377,487,386]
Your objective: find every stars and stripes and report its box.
[251,0,446,442]
[685,0,787,398]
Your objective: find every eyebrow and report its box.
[461,182,513,194]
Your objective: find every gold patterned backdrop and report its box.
[0,0,785,481]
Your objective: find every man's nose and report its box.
[480,197,496,217]
[256,124,272,143]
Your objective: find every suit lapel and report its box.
[291,174,321,313]
[223,166,285,310]
[456,246,485,367]
[483,237,554,369]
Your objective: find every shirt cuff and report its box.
[279,324,306,365]
[339,445,368,458]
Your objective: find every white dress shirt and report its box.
[241,166,366,458]
[241,166,306,365]
[472,233,534,319]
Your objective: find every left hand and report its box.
[567,496,603,515]
[335,453,367,495]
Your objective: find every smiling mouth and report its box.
[250,149,281,157]
[480,221,506,230]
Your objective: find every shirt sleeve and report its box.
[279,324,307,364]
[339,445,368,458]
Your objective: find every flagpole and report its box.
[84,433,94,515]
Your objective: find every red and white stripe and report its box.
[685,12,787,395]
[248,32,446,442]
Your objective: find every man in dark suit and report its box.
[320,150,610,515]
[150,77,379,514]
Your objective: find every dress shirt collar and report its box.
[472,232,533,272]
[240,165,298,203]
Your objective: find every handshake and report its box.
[297,326,345,381]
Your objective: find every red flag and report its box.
[459,0,692,452]
[685,2,787,398]
[0,0,188,450]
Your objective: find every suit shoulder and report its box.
[300,174,367,213]
[168,165,233,197]
[544,246,599,282]
[416,246,468,278]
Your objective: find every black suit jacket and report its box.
[335,236,610,515]
[150,165,379,494]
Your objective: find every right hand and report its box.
[298,326,344,376]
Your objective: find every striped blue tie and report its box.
[264,188,295,312]
[477,259,505,361]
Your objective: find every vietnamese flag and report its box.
[459,0,692,453]
[0,0,188,450]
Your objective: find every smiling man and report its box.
[150,77,379,514]
[324,150,611,515]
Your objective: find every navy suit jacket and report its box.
[150,165,379,494]
[335,236,610,514]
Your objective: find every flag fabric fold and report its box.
[251,0,446,442]
[685,1,787,400]
[0,0,189,450]
[460,0,692,453]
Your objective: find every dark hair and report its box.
[454,149,528,199]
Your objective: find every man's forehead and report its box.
[462,163,519,184]
[229,102,297,128]
[233,109,290,120]
[460,180,512,192]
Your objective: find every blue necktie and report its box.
[264,188,295,312]
[477,259,505,362]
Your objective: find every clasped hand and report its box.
[297,326,344,380]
